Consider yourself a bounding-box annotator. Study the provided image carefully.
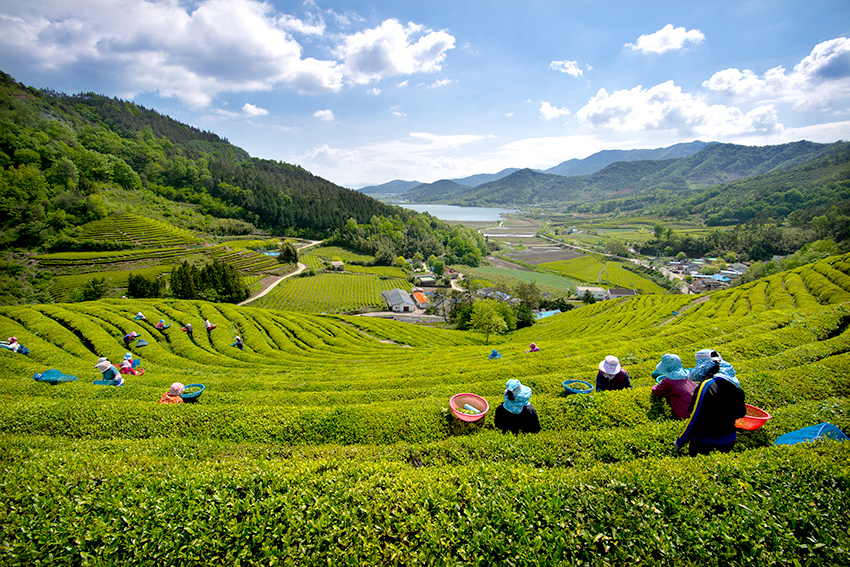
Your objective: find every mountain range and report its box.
[357,141,715,197]
[371,140,846,208]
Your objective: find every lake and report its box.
[401,204,518,221]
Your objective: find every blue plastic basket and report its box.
[562,380,593,395]
[180,383,205,402]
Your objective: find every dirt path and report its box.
[238,240,322,306]
[658,294,711,326]
[238,262,307,306]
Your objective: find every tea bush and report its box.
[3,252,850,564]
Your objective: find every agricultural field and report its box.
[49,266,174,302]
[77,213,201,247]
[249,272,413,313]
[541,256,668,294]
[2,253,850,564]
[466,265,578,294]
[38,214,293,302]
[300,245,376,271]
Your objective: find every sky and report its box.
[1,1,849,189]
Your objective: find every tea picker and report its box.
[94,357,124,386]
[0,336,29,355]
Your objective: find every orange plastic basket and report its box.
[735,403,771,430]
[450,393,489,422]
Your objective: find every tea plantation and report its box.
[2,253,850,565]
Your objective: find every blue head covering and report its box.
[691,349,739,386]
[655,354,690,382]
[489,349,502,359]
[503,379,531,414]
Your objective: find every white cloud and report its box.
[705,37,850,111]
[277,13,325,35]
[313,109,335,121]
[301,134,495,185]
[426,78,452,89]
[497,136,620,168]
[505,112,514,118]
[241,103,269,116]
[0,1,455,108]
[367,87,382,95]
[549,60,585,77]
[335,19,455,85]
[625,24,705,54]
[539,101,571,121]
[577,80,781,137]
[408,132,487,148]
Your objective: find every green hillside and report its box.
[404,141,847,208]
[2,252,850,564]
[0,70,447,252]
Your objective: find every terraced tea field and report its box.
[541,256,667,294]
[2,253,850,565]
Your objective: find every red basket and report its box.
[735,403,771,430]
[449,393,489,422]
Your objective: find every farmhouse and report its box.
[689,274,731,292]
[444,267,461,279]
[330,261,344,271]
[576,286,607,302]
[415,274,437,286]
[607,288,637,299]
[411,289,430,309]
[381,288,416,313]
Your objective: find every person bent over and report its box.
[160,382,184,404]
[120,352,145,375]
[94,357,124,386]
[596,355,631,391]
[674,372,746,457]
[494,379,541,434]
[651,354,697,420]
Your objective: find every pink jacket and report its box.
[652,377,698,420]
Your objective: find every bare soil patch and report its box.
[487,256,533,271]
[503,247,585,265]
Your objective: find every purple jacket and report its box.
[596,370,631,391]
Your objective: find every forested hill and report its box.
[0,71,410,250]
[401,140,844,206]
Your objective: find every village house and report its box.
[330,261,344,271]
[576,286,607,302]
[443,267,461,279]
[381,289,416,313]
[411,288,430,309]
[607,288,637,300]
[415,274,437,286]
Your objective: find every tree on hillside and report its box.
[70,277,108,302]
[278,242,298,264]
[470,299,507,344]
[514,281,541,309]
[127,272,164,298]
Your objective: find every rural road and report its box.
[238,239,322,306]
[238,262,307,305]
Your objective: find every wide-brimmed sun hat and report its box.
[599,355,621,375]
[168,382,185,396]
[503,378,532,414]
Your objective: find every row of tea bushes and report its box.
[2,436,847,566]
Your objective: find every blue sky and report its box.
[1,0,849,188]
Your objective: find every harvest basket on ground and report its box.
[562,380,593,395]
[449,393,489,422]
[735,403,771,430]
[180,384,205,403]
